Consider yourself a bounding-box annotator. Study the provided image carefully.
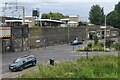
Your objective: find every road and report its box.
[2,41,118,78]
[2,44,84,74]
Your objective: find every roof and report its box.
[5,20,32,23]
[36,19,64,23]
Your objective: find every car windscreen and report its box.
[14,58,23,63]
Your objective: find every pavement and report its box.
[1,40,118,78]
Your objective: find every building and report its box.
[68,15,79,27]
[25,16,35,27]
[36,19,64,27]
[5,19,32,27]
[60,19,70,27]
[86,26,119,40]
[60,15,79,27]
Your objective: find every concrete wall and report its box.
[29,27,86,48]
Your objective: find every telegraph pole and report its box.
[104,15,106,51]
[22,6,25,25]
[67,24,70,43]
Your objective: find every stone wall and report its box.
[2,25,29,53]
[29,27,86,48]
[11,26,29,52]
[1,26,86,52]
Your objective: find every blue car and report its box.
[71,40,83,45]
[9,55,37,71]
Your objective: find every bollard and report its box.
[73,46,74,50]
[50,58,54,66]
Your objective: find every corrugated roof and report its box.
[36,19,63,23]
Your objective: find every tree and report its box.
[115,2,120,13]
[107,1,120,29]
[89,5,105,25]
[106,11,118,27]
[41,12,69,20]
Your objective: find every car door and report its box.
[22,58,29,68]
[26,57,33,66]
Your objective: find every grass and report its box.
[19,54,118,79]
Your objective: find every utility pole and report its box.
[22,6,25,25]
[104,15,106,51]
[67,25,70,43]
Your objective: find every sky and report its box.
[0,0,119,21]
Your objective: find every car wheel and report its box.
[19,66,23,71]
[32,62,36,66]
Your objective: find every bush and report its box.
[106,39,115,48]
[112,43,120,50]
[93,34,99,45]
[77,42,104,51]
[87,43,92,48]
[20,55,118,78]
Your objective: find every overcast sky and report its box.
[0,0,119,21]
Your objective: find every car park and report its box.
[9,55,37,71]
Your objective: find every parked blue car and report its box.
[9,55,37,71]
[71,39,83,45]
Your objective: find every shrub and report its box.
[93,34,99,45]
[87,43,92,48]
[112,43,120,50]
[20,55,118,78]
[105,39,115,48]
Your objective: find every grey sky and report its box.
[0,0,119,21]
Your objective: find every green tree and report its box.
[106,11,118,27]
[41,12,69,20]
[89,5,105,25]
[107,1,120,29]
